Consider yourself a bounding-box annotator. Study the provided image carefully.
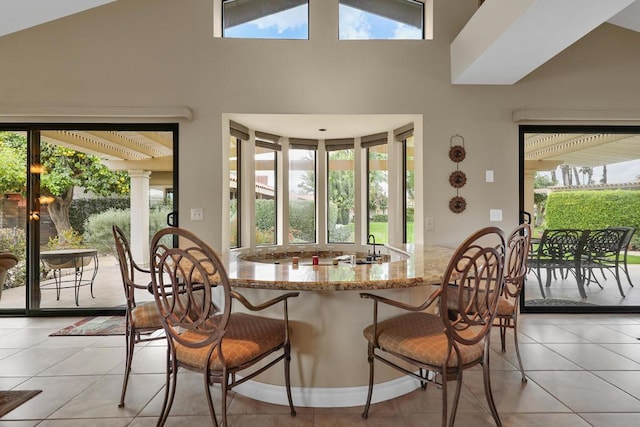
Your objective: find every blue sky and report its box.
[224,4,422,40]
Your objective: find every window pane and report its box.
[230,136,239,248]
[289,149,315,243]
[404,135,415,243]
[0,131,27,310]
[255,146,277,245]
[368,144,388,244]
[328,149,355,243]
[339,0,423,40]
[223,0,309,40]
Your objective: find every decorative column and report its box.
[129,170,151,265]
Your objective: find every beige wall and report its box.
[2,0,640,250]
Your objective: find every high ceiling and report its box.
[2,1,640,171]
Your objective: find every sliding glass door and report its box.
[0,124,177,315]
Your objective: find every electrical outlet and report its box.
[190,208,204,221]
[426,217,434,230]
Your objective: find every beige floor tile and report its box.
[600,343,640,363]
[36,419,132,427]
[49,373,165,419]
[579,413,640,427]
[518,324,590,343]
[592,370,640,399]
[499,413,591,427]
[556,323,640,343]
[543,343,640,370]
[39,347,123,376]
[527,371,640,413]
[139,371,225,418]
[2,375,100,420]
[0,347,81,376]
[499,343,582,371]
[314,412,403,427]
[464,370,571,414]
[227,413,313,427]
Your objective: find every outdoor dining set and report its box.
[528,226,636,299]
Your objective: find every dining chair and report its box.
[0,252,19,290]
[608,226,636,287]
[112,225,166,408]
[578,228,628,297]
[494,223,531,383]
[149,226,299,427]
[360,226,506,427]
[529,228,585,298]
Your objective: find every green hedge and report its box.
[70,198,129,234]
[546,190,640,246]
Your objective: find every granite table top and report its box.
[220,245,455,291]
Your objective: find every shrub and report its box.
[0,227,27,289]
[546,190,640,248]
[289,200,315,242]
[83,204,173,255]
[70,197,129,234]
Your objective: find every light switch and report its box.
[489,209,502,222]
[190,208,204,221]
[486,170,494,182]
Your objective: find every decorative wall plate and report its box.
[449,170,467,188]
[448,145,466,162]
[449,196,467,213]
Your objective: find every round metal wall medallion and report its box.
[449,196,467,214]
[448,145,466,162]
[449,171,467,188]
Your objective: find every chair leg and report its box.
[447,370,463,427]
[623,260,634,287]
[209,372,221,427]
[512,316,527,383]
[362,344,375,419]
[482,349,502,427]
[284,342,297,416]
[157,352,178,427]
[119,319,135,408]
[499,319,507,353]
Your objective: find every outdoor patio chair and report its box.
[360,226,506,427]
[494,223,531,383]
[149,226,298,427]
[578,228,628,297]
[528,229,585,298]
[112,225,165,408]
[0,252,19,292]
[608,226,636,287]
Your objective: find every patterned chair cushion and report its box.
[496,298,515,316]
[363,312,485,367]
[175,313,286,371]
[131,301,162,329]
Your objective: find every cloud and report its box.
[339,6,372,40]
[252,5,308,34]
[393,24,422,40]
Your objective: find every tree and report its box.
[0,132,130,238]
[579,166,593,185]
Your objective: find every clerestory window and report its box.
[222,0,309,39]
[339,0,426,40]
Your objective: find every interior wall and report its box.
[1,0,640,249]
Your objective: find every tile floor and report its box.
[0,313,639,426]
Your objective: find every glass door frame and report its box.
[519,124,640,314]
[0,122,179,317]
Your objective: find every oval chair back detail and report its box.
[149,227,299,427]
[360,226,506,427]
[494,223,531,383]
